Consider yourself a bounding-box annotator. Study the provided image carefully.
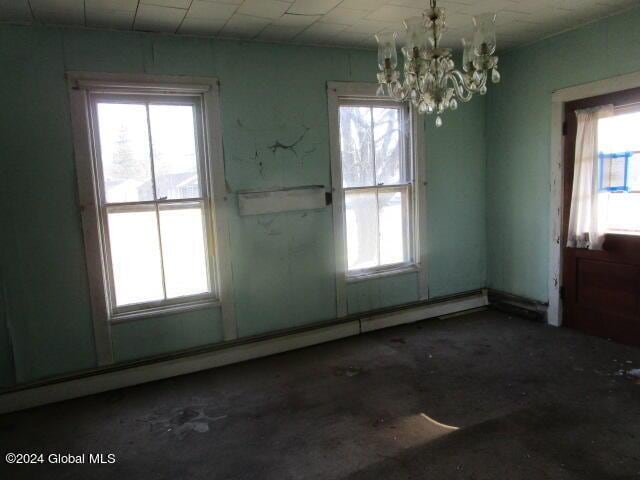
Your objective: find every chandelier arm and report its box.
[446,71,474,103]
[395,88,410,102]
[461,69,487,93]
[473,71,488,91]
[390,80,410,102]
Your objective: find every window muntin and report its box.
[338,101,414,275]
[89,93,216,316]
[598,111,640,233]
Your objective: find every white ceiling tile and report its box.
[256,24,305,41]
[178,15,226,35]
[296,21,348,44]
[32,10,84,26]
[30,0,84,25]
[86,0,138,11]
[188,0,238,20]
[366,5,425,22]
[29,0,81,7]
[349,19,395,34]
[0,0,32,22]
[134,3,186,32]
[7,0,639,50]
[461,1,516,16]
[86,8,134,29]
[493,10,537,26]
[302,21,347,35]
[328,29,372,45]
[273,12,321,27]
[339,0,389,10]
[389,0,436,7]
[288,0,342,15]
[441,13,475,29]
[237,0,292,20]
[201,0,243,4]
[218,13,271,38]
[141,0,191,8]
[319,6,372,25]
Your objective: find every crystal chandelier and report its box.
[375,0,500,127]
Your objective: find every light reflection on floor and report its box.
[419,413,459,431]
[382,413,460,450]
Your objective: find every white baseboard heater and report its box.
[0,289,488,414]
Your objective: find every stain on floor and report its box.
[1,310,639,479]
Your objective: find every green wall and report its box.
[486,6,640,302]
[0,24,486,388]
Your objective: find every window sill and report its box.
[109,297,220,324]
[346,264,420,284]
[607,230,640,237]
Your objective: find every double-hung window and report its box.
[70,75,226,323]
[329,84,423,287]
[339,102,413,273]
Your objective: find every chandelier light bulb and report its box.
[374,0,500,126]
[473,13,497,56]
[404,16,428,54]
[375,31,398,71]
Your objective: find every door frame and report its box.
[548,70,640,327]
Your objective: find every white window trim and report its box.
[68,72,237,366]
[327,82,428,317]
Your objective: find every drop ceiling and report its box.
[0,0,637,50]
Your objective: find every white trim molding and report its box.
[361,290,487,332]
[549,70,640,327]
[412,103,429,300]
[0,290,485,414]
[326,81,427,317]
[327,82,348,318]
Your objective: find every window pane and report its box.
[601,155,627,190]
[604,193,640,232]
[599,112,640,153]
[629,154,640,191]
[340,106,374,188]
[149,104,201,200]
[345,190,378,271]
[159,203,210,299]
[107,208,164,306]
[373,107,403,185]
[599,114,640,232]
[97,103,153,203]
[379,189,408,266]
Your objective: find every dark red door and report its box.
[562,88,640,345]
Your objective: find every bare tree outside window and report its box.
[338,103,412,274]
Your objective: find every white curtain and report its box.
[566,104,614,250]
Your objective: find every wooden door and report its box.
[562,88,640,345]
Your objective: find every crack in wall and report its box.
[269,126,310,156]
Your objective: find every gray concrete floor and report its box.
[1,309,640,479]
